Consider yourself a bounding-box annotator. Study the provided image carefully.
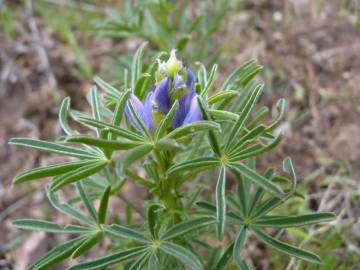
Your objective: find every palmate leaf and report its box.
[68,246,147,270]
[160,241,202,270]
[160,216,215,240]
[253,212,336,228]
[9,138,98,159]
[252,228,321,264]
[12,219,91,234]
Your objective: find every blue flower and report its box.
[125,51,202,132]
[172,91,202,128]
[154,77,170,114]
[125,93,155,131]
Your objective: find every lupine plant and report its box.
[10,46,336,270]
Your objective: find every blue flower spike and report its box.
[125,49,202,133]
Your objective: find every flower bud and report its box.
[165,49,182,78]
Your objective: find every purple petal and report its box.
[185,67,195,91]
[125,94,144,131]
[183,94,202,125]
[154,77,170,114]
[142,92,155,130]
[173,72,185,90]
[172,91,196,128]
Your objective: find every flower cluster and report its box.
[125,50,202,131]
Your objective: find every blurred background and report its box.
[0,0,359,269]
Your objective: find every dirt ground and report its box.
[0,0,359,269]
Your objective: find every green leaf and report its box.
[165,121,221,140]
[12,219,91,234]
[59,97,73,135]
[220,59,259,91]
[229,162,284,197]
[112,89,131,128]
[94,76,121,99]
[167,157,219,175]
[49,160,107,193]
[161,216,215,240]
[77,117,143,141]
[160,241,202,270]
[13,160,93,184]
[252,228,321,264]
[209,109,239,122]
[105,224,150,243]
[248,168,274,216]
[28,236,86,270]
[208,90,238,105]
[90,86,101,136]
[197,96,222,156]
[229,125,267,155]
[229,135,282,161]
[147,204,162,239]
[47,190,92,226]
[128,250,151,270]
[147,253,157,270]
[253,212,336,228]
[68,246,146,270]
[213,243,234,270]
[233,226,247,269]
[155,101,179,140]
[225,84,264,151]
[66,135,144,150]
[216,166,226,240]
[76,181,98,222]
[201,64,218,96]
[72,232,102,258]
[9,138,96,159]
[134,73,151,97]
[266,98,286,131]
[131,42,147,90]
[98,185,111,224]
[120,144,154,175]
